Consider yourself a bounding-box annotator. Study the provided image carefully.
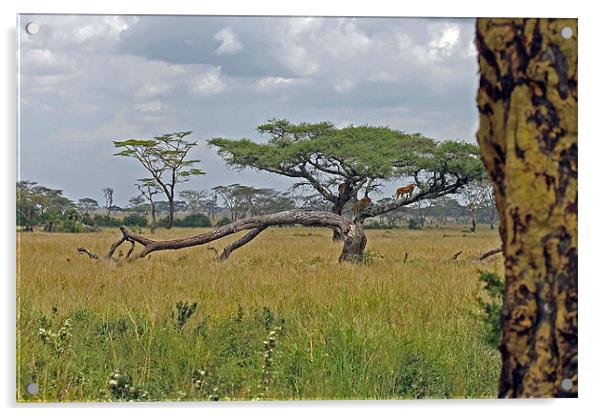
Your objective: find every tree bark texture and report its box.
[476,18,577,398]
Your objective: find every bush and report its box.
[175,214,211,227]
[364,222,398,229]
[159,214,212,227]
[408,218,423,230]
[477,271,504,348]
[215,216,232,227]
[55,218,88,233]
[122,215,148,227]
[92,215,121,227]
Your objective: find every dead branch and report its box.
[78,209,354,262]
[475,247,503,261]
[77,247,99,259]
[451,250,464,260]
[220,226,267,261]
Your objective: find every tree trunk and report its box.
[476,18,577,398]
[166,198,175,229]
[331,204,345,241]
[470,207,477,233]
[339,222,367,262]
[150,202,157,234]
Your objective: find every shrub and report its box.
[176,213,211,227]
[55,218,88,233]
[122,214,148,227]
[92,214,121,227]
[364,222,398,229]
[408,218,423,230]
[173,301,198,332]
[477,271,504,348]
[215,216,232,227]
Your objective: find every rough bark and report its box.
[476,18,577,398]
[78,209,365,263]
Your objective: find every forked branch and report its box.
[78,209,355,262]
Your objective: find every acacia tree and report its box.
[476,18,577,397]
[460,179,492,232]
[209,119,480,240]
[179,190,208,215]
[114,132,205,229]
[17,180,75,229]
[77,198,99,216]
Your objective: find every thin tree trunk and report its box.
[470,207,477,233]
[150,202,157,234]
[166,198,175,229]
[476,18,577,398]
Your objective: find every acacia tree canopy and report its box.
[209,119,486,224]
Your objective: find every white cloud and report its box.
[191,67,225,96]
[333,79,355,93]
[430,25,460,50]
[255,76,302,90]
[59,16,138,44]
[21,48,77,75]
[134,100,165,113]
[135,82,172,98]
[214,27,243,56]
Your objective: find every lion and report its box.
[395,183,417,199]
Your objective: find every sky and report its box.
[18,15,479,206]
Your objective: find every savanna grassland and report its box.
[17,226,503,402]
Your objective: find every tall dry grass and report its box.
[17,225,502,401]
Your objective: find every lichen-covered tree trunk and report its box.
[476,18,577,398]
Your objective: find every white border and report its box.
[2,1,599,415]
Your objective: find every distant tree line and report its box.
[16,177,498,233]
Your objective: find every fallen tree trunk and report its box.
[78,209,367,263]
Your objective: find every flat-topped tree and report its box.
[113,132,205,229]
[209,119,435,239]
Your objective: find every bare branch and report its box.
[474,247,503,261]
[219,226,267,260]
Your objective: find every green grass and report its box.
[17,225,502,401]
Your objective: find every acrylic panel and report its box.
[16,14,577,402]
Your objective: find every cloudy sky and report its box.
[18,14,478,206]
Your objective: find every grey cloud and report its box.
[19,14,478,206]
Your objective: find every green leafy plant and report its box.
[477,271,504,348]
[173,301,198,332]
[257,326,282,399]
[38,318,72,356]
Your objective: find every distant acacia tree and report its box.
[17,180,76,230]
[460,179,492,232]
[77,197,99,215]
[113,132,205,229]
[179,190,208,215]
[102,188,114,217]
